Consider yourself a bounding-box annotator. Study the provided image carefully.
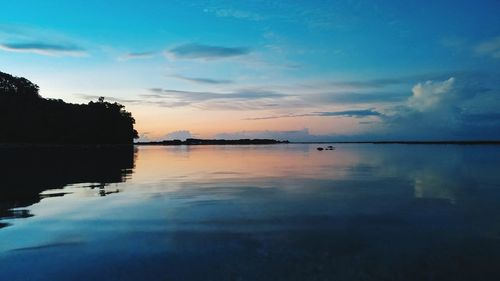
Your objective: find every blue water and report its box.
[1,144,500,280]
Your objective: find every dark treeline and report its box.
[0,71,138,144]
[0,146,136,227]
[137,138,290,145]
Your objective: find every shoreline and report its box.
[291,141,500,145]
[1,141,500,148]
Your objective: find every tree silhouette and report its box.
[0,71,138,144]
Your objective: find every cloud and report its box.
[475,36,500,59]
[125,88,293,109]
[309,91,408,104]
[167,43,251,59]
[244,109,381,120]
[78,94,145,104]
[78,94,191,108]
[300,72,484,106]
[378,76,500,140]
[196,1,369,31]
[153,101,192,108]
[222,75,500,140]
[331,78,408,89]
[170,74,232,84]
[381,77,463,133]
[326,73,458,90]
[119,51,155,60]
[315,109,382,117]
[0,42,86,57]
[204,7,264,21]
[147,88,289,102]
[440,36,467,49]
[203,73,500,140]
[407,77,455,111]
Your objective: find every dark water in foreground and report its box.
[1,144,500,281]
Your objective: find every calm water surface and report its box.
[1,144,500,280]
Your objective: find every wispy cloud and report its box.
[327,73,457,90]
[167,43,251,59]
[78,94,191,108]
[315,109,382,117]
[203,7,264,21]
[475,36,500,59]
[440,36,467,49]
[148,88,288,102]
[194,1,366,31]
[331,78,408,89]
[119,51,155,61]
[139,87,292,109]
[77,94,143,104]
[170,74,233,84]
[309,92,409,104]
[244,109,382,120]
[0,42,86,57]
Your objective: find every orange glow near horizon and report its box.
[129,104,374,140]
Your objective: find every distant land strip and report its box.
[292,141,500,145]
[135,138,290,145]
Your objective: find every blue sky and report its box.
[1,0,500,140]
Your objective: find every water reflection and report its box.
[0,146,135,227]
[1,144,500,281]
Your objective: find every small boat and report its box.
[317,147,324,151]
[326,146,335,150]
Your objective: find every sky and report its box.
[1,0,500,141]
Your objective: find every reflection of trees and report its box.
[0,146,136,226]
[89,182,120,197]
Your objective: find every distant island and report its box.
[0,71,138,144]
[136,138,289,145]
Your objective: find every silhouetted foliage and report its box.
[0,71,138,144]
[0,71,40,98]
[137,138,289,145]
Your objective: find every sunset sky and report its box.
[1,0,499,141]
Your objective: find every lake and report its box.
[1,144,500,281]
